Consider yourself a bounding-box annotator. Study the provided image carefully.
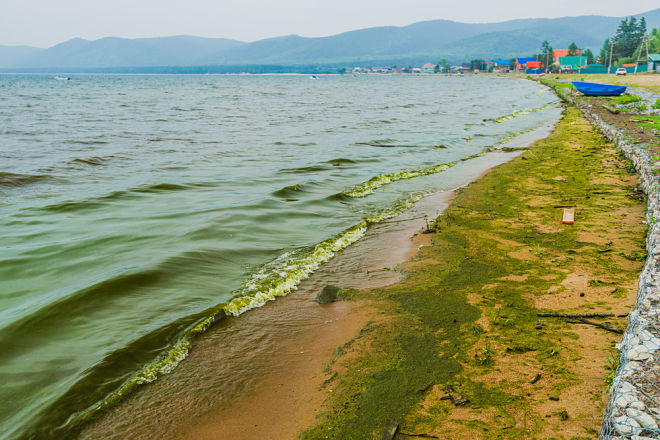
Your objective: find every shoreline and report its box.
[79,121,560,439]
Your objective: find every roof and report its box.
[622,63,637,67]
[422,63,435,69]
[649,54,660,62]
[553,49,569,59]
[526,61,541,68]
[517,57,535,64]
[558,56,587,66]
[492,59,510,66]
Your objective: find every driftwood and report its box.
[399,433,440,438]
[566,319,624,334]
[602,104,620,114]
[598,248,612,253]
[537,312,615,319]
[531,373,542,384]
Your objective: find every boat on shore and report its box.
[54,76,71,81]
[572,81,626,96]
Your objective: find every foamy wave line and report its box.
[343,162,456,198]
[494,103,554,123]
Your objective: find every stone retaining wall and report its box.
[557,87,660,439]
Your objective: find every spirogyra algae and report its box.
[301,105,646,439]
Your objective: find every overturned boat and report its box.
[572,81,626,96]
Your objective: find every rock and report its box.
[626,407,659,430]
[614,415,641,435]
[629,400,646,411]
[628,345,652,362]
[316,285,340,304]
[614,393,636,410]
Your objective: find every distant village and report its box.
[350,50,660,75]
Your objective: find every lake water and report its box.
[0,74,560,439]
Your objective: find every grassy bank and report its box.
[301,105,647,439]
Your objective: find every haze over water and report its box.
[0,74,560,439]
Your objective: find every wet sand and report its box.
[79,122,557,440]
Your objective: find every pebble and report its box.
[614,415,641,435]
[626,407,659,430]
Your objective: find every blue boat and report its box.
[572,81,627,96]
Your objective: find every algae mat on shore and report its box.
[301,106,647,440]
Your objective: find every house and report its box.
[650,54,660,72]
[516,57,536,70]
[553,49,570,63]
[421,63,436,73]
[492,59,511,72]
[525,61,543,74]
[557,56,587,71]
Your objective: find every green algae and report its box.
[301,105,646,439]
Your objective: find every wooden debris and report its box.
[381,422,399,440]
[562,208,574,225]
[440,385,470,406]
[399,433,440,438]
[598,248,612,253]
[602,104,620,114]
[531,373,542,384]
[537,312,615,319]
[566,319,624,334]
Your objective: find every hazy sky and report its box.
[2,0,659,47]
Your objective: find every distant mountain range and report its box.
[2,9,660,72]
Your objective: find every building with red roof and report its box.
[553,49,569,62]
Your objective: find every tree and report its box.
[439,59,450,71]
[600,38,611,64]
[568,42,579,56]
[470,59,486,71]
[651,28,660,53]
[583,49,595,64]
[612,17,646,60]
[538,40,554,69]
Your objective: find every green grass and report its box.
[632,115,660,130]
[613,94,641,105]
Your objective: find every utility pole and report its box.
[578,48,582,74]
[633,35,650,74]
[608,39,614,74]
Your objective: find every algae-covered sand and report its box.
[301,106,647,439]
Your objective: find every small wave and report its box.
[70,156,111,166]
[356,142,446,148]
[325,158,356,166]
[40,182,210,212]
[65,139,109,145]
[272,141,317,147]
[278,165,330,174]
[271,184,302,198]
[488,103,555,124]
[0,171,49,187]
[341,161,456,198]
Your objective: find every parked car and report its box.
[615,68,627,76]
